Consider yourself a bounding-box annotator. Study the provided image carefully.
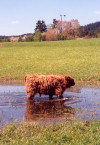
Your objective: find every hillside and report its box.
[81,21,100,37]
[0,33,33,42]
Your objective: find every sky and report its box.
[0,0,100,36]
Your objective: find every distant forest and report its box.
[0,21,100,42]
[79,21,100,38]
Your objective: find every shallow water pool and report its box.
[0,86,100,126]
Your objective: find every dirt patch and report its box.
[0,77,24,85]
[75,80,100,88]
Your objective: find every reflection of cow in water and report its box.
[25,75,75,99]
[25,99,75,122]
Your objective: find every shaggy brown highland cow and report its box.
[25,74,75,99]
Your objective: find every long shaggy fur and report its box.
[25,74,75,99]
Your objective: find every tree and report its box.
[44,19,81,40]
[80,22,100,38]
[44,28,58,41]
[26,35,34,42]
[35,20,47,33]
[33,32,43,41]
[52,19,58,29]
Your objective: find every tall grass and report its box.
[0,38,100,81]
[0,121,100,145]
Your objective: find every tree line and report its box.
[0,20,100,42]
[29,20,100,41]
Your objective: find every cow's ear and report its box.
[63,75,71,80]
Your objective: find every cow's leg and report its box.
[49,93,53,100]
[59,95,63,99]
[26,90,35,100]
[27,95,34,100]
[55,87,63,99]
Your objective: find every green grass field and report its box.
[0,39,100,144]
[0,38,100,81]
[0,121,100,145]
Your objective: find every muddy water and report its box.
[0,86,100,126]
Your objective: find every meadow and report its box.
[0,39,100,144]
[0,38,100,83]
[0,121,100,145]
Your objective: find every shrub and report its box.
[33,32,43,41]
[44,29,58,41]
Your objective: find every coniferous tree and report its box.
[52,19,58,29]
[35,20,47,33]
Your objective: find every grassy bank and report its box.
[0,38,100,82]
[0,121,100,145]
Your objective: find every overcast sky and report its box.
[0,0,100,35]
